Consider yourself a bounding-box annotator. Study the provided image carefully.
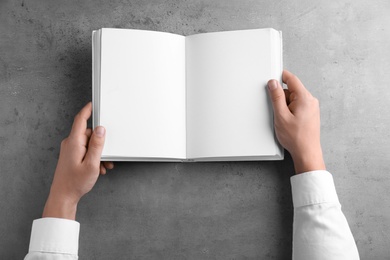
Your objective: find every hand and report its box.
[267,70,325,174]
[42,102,114,220]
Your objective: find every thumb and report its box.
[267,79,290,116]
[85,126,106,166]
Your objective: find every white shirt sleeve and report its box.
[291,170,360,260]
[25,171,359,260]
[24,218,80,260]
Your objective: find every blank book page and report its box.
[100,29,186,159]
[186,29,281,158]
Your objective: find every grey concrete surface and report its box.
[1,0,389,259]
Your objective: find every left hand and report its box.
[42,102,114,220]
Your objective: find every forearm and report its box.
[291,147,326,174]
[42,193,78,220]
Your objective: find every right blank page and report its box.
[186,28,282,159]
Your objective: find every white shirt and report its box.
[24,170,360,260]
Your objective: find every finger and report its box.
[70,102,92,137]
[283,89,291,105]
[85,128,92,138]
[282,70,307,95]
[103,161,114,170]
[84,126,106,166]
[289,92,297,103]
[100,163,107,175]
[267,79,290,116]
[70,128,92,149]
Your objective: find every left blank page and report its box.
[99,28,186,159]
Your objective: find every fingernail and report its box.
[95,126,105,137]
[268,80,278,90]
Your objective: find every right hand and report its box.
[267,70,325,174]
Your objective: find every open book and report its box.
[92,28,283,161]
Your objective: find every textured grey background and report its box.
[1,0,389,259]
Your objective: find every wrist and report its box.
[291,148,325,174]
[42,192,78,220]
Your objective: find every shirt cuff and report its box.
[28,217,80,255]
[290,170,340,208]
